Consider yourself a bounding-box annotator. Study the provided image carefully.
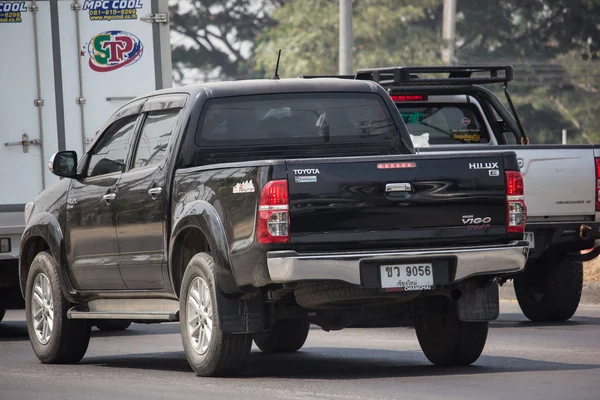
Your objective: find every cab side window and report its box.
[87,116,138,178]
[133,109,181,169]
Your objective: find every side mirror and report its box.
[49,151,78,178]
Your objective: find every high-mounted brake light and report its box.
[505,171,527,233]
[257,180,289,244]
[377,162,416,169]
[390,95,428,102]
[595,158,600,211]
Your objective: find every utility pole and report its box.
[562,129,567,144]
[441,0,457,65]
[339,0,353,75]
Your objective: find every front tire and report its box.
[179,252,252,377]
[253,319,310,353]
[25,251,91,364]
[415,304,488,366]
[95,321,131,332]
[514,259,583,322]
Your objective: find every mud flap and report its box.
[457,280,499,322]
[216,289,264,333]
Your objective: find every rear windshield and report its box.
[196,93,396,146]
[395,103,490,145]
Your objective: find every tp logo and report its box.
[87,31,143,72]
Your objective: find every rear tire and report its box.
[95,321,131,332]
[25,251,91,364]
[415,304,488,366]
[180,252,252,377]
[514,258,582,322]
[253,319,310,353]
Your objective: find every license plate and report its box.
[380,263,434,290]
[524,232,535,248]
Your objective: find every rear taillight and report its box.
[505,171,527,233]
[257,180,289,244]
[595,158,600,211]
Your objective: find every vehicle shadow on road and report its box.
[81,351,192,373]
[90,322,180,338]
[492,313,600,328]
[242,348,600,379]
[0,321,181,341]
[0,320,28,341]
[80,347,600,379]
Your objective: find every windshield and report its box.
[395,103,490,145]
[196,93,397,146]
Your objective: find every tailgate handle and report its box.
[385,183,412,192]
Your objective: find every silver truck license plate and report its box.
[524,232,535,248]
[380,263,434,290]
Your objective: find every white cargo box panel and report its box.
[0,0,171,207]
[58,0,171,153]
[0,1,58,204]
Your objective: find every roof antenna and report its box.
[271,49,281,80]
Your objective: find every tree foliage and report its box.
[455,0,600,62]
[254,0,443,78]
[169,0,284,83]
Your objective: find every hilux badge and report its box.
[233,180,255,193]
[469,162,498,170]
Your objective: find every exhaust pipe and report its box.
[579,224,591,240]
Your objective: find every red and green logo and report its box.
[87,30,143,72]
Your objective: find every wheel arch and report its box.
[19,212,77,303]
[170,201,263,333]
[169,200,239,296]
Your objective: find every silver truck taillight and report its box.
[506,171,527,233]
[257,180,289,244]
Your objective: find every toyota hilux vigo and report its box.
[20,77,528,376]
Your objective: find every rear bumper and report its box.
[525,221,600,260]
[267,241,529,286]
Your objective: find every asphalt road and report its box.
[1,301,599,400]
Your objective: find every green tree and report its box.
[455,0,600,62]
[169,0,284,83]
[454,1,600,143]
[254,0,443,78]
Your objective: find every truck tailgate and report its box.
[285,153,514,247]
[417,145,597,219]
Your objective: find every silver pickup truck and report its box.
[346,65,600,322]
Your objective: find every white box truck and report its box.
[0,0,172,316]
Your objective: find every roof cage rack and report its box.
[354,65,513,86]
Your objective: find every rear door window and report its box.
[395,103,490,145]
[196,93,396,146]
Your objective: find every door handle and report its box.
[101,193,116,205]
[148,187,162,199]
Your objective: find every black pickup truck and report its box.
[20,78,528,377]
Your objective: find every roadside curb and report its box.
[499,281,600,305]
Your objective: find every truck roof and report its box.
[133,78,382,101]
